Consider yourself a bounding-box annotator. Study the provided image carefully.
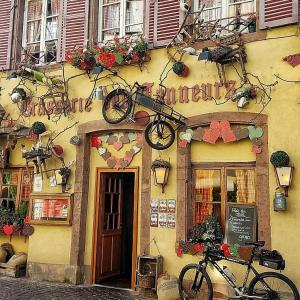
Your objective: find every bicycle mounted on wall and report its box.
[102,81,187,150]
[178,239,299,300]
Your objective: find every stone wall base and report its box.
[27,262,91,285]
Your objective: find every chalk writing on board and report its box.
[226,205,257,245]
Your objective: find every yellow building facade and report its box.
[0,24,299,295]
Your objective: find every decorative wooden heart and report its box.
[203,128,220,144]
[120,159,129,168]
[91,136,101,148]
[248,126,263,140]
[107,135,118,145]
[100,134,109,143]
[124,155,133,164]
[102,151,111,161]
[192,127,204,141]
[132,145,141,154]
[234,127,249,140]
[179,130,193,143]
[252,138,263,146]
[128,132,137,142]
[114,159,121,169]
[120,134,130,144]
[220,120,236,143]
[107,157,117,168]
[98,147,106,155]
[252,144,262,154]
[113,141,123,151]
[178,139,188,148]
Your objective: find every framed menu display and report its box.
[29,193,73,225]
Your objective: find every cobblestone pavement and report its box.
[0,277,157,300]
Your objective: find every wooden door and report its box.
[96,173,123,281]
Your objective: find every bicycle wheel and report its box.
[178,264,213,300]
[144,119,175,150]
[102,89,132,124]
[248,272,300,300]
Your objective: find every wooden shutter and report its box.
[146,0,180,47]
[259,0,299,29]
[0,1,14,70]
[62,0,89,58]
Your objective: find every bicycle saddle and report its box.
[245,241,265,247]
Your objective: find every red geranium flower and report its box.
[114,37,120,43]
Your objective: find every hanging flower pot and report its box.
[31,122,46,135]
[70,135,81,146]
[172,61,189,77]
[52,145,64,157]
[11,88,27,103]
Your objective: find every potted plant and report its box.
[245,14,256,33]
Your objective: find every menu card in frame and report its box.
[29,193,72,225]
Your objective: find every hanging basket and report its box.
[173,61,189,77]
[137,273,155,289]
[270,151,289,167]
[137,263,155,289]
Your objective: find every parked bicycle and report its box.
[102,81,186,150]
[178,239,299,300]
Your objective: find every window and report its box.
[194,0,256,33]
[99,0,143,41]
[0,168,33,212]
[23,0,60,64]
[193,163,255,229]
[195,0,255,20]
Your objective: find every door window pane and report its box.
[226,169,255,203]
[46,0,59,16]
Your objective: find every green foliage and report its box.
[189,215,224,247]
[270,151,290,167]
[0,204,27,228]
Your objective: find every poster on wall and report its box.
[159,200,167,213]
[167,214,175,228]
[167,199,176,213]
[158,213,167,228]
[33,175,42,192]
[150,199,159,213]
[150,213,158,227]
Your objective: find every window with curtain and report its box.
[194,0,256,32]
[99,0,143,41]
[0,168,33,213]
[23,0,59,64]
[193,163,255,230]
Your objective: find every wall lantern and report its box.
[270,151,293,197]
[274,166,293,197]
[151,159,171,193]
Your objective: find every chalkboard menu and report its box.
[226,204,257,245]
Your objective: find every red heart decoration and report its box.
[178,139,188,148]
[252,144,262,154]
[113,141,123,151]
[203,128,220,144]
[91,136,101,148]
[176,246,183,257]
[3,224,14,236]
